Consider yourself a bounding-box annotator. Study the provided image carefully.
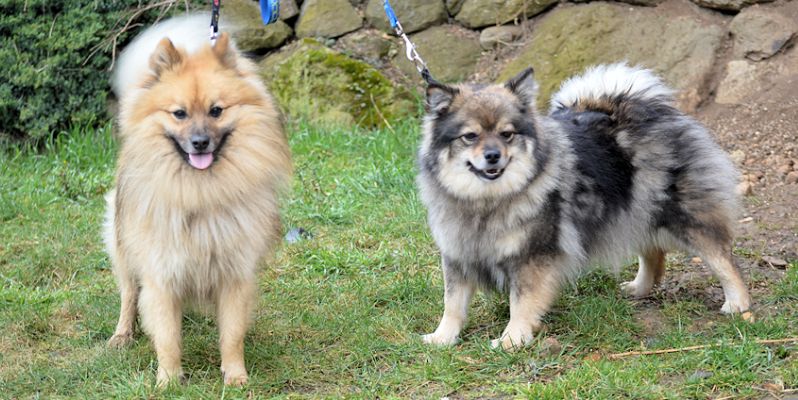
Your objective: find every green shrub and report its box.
[0,0,192,143]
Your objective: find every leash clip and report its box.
[382,0,433,84]
[209,0,221,44]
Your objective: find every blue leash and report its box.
[210,0,280,42]
[382,0,433,84]
[259,0,280,25]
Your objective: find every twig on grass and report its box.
[369,94,396,135]
[608,337,798,360]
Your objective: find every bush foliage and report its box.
[0,0,191,143]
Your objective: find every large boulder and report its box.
[498,0,725,111]
[454,0,558,29]
[365,0,447,34]
[729,5,797,61]
[295,0,363,39]
[225,0,293,52]
[259,39,415,127]
[393,25,482,83]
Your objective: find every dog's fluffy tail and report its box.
[112,14,212,99]
[549,63,675,122]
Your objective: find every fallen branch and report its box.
[608,337,798,360]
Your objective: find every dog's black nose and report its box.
[191,134,210,152]
[484,149,501,164]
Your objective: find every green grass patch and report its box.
[1,121,796,398]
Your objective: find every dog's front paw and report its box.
[490,323,537,350]
[222,369,248,386]
[620,280,651,298]
[156,367,185,388]
[490,332,535,350]
[421,332,459,346]
[107,332,134,348]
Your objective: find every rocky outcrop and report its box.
[392,25,482,83]
[454,0,558,29]
[219,0,797,128]
[365,0,447,34]
[259,39,415,127]
[295,0,362,39]
[498,1,725,111]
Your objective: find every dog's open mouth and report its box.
[467,162,505,181]
[169,132,231,170]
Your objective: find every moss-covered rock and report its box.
[498,2,725,111]
[259,39,416,127]
[295,0,362,38]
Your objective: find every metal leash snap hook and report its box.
[382,0,435,84]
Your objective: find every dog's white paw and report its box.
[720,296,751,315]
[421,332,459,346]
[620,280,651,298]
[490,330,534,351]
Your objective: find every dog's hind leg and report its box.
[217,278,256,386]
[422,258,475,346]
[621,248,666,298]
[108,260,139,348]
[138,278,184,387]
[690,233,751,314]
[491,262,562,350]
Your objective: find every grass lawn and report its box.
[1,121,796,399]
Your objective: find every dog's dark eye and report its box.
[501,131,515,141]
[461,132,479,144]
[172,110,187,120]
[209,106,223,118]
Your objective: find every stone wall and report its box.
[223,0,798,125]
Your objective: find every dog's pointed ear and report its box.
[505,67,537,106]
[212,33,237,69]
[426,80,459,114]
[149,38,182,77]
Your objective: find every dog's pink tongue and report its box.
[188,153,214,170]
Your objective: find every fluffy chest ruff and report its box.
[419,173,568,291]
[105,183,281,299]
